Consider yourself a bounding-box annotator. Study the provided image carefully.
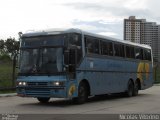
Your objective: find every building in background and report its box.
[158,26,160,62]
[124,16,160,62]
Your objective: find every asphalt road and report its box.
[0,85,160,114]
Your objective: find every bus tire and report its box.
[37,97,50,103]
[133,81,139,96]
[73,82,88,104]
[126,80,134,97]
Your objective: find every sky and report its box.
[0,0,160,40]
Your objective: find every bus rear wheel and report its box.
[133,81,139,96]
[126,80,134,97]
[73,82,88,104]
[37,97,50,103]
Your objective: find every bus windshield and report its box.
[19,34,66,75]
[19,33,82,75]
[19,47,63,75]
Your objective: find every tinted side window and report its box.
[69,33,81,47]
[85,36,100,54]
[126,46,135,58]
[69,33,82,64]
[144,49,151,61]
[114,43,125,57]
[100,41,113,56]
[135,48,143,60]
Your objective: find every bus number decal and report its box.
[68,84,76,97]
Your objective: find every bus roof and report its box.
[22,28,151,49]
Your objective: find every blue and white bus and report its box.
[16,28,153,104]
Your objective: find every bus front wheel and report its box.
[37,97,50,103]
[73,82,88,104]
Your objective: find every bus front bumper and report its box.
[16,86,68,98]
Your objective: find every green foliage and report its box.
[5,38,19,55]
[0,90,15,94]
[0,38,20,59]
[0,37,19,89]
[0,54,11,61]
[0,40,5,55]
[0,39,5,49]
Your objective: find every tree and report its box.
[5,38,20,58]
[0,37,20,60]
[0,39,5,55]
[0,39,4,49]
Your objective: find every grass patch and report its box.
[0,61,13,87]
[0,90,16,94]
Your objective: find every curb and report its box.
[0,93,17,97]
[154,84,160,86]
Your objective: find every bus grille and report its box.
[27,82,48,87]
[25,88,50,96]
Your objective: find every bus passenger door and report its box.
[64,49,77,79]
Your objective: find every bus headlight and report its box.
[52,81,64,86]
[22,82,27,86]
[17,81,27,86]
[18,82,22,86]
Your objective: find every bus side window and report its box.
[126,46,135,58]
[114,43,125,57]
[135,48,143,60]
[100,41,113,56]
[69,33,82,65]
[143,49,151,61]
[69,33,81,47]
[85,36,100,54]
[108,42,113,56]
